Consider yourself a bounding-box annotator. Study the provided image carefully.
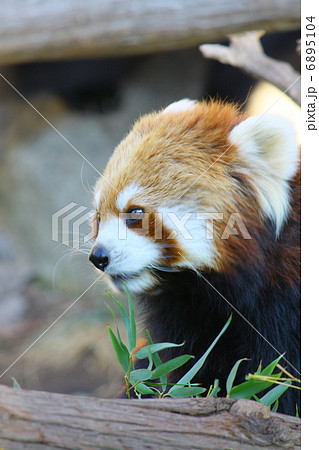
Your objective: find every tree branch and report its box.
[200,31,301,105]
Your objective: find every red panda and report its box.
[89,99,300,415]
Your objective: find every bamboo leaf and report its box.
[135,342,184,360]
[123,283,136,353]
[129,369,153,383]
[259,381,291,407]
[134,382,155,396]
[106,304,126,352]
[145,330,167,387]
[169,386,206,398]
[226,358,248,396]
[151,355,193,380]
[208,379,221,397]
[11,377,22,389]
[260,355,284,376]
[108,291,131,350]
[272,399,279,412]
[229,372,282,399]
[108,326,130,372]
[169,315,232,395]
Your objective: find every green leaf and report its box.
[124,283,136,353]
[146,330,167,388]
[11,377,22,389]
[272,399,279,412]
[229,372,282,399]
[106,304,127,352]
[151,355,193,380]
[209,379,221,397]
[169,315,232,395]
[134,382,156,396]
[256,363,262,375]
[169,386,206,398]
[260,355,284,376]
[135,342,184,360]
[108,326,130,372]
[226,358,248,396]
[129,369,152,383]
[108,292,131,350]
[259,381,291,407]
[228,355,285,400]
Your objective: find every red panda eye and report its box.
[126,207,144,227]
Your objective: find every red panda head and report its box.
[89,99,299,294]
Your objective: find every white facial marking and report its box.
[159,205,214,268]
[95,216,161,276]
[119,271,157,294]
[116,183,143,212]
[163,98,196,114]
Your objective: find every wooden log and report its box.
[0,385,300,449]
[0,0,300,65]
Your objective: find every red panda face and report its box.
[89,99,299,294]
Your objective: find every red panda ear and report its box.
[230,115,299,180]
[163,98,197,113]
[230,115,299,236]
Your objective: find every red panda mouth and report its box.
[109,273,140,283]
[109,266,180,286]
[108,273,140,291]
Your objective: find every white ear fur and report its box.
[163,98,196,113]
[94,188,102,208]
[230,114,299,236]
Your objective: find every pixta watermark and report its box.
[52,204,251,248]
[52,203,95,249]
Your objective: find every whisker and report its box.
[80,160,95,195]
[51,252,74,289]
[76,249,90,255]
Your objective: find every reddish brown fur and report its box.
[93,100,300,283]
[92,99,300,415]
[96,101,253,270]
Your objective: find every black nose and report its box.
[89,246,109,271]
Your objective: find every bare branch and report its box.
[200,31,301,105]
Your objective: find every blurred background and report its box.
[0,1,300,398]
